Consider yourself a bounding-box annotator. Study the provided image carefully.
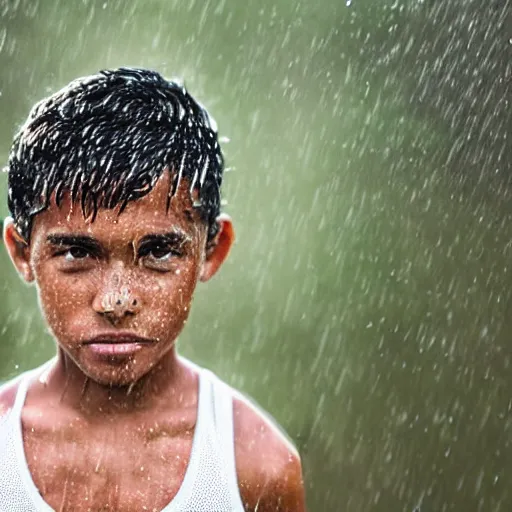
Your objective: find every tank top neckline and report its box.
[10,361,211,512]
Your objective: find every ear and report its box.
[199,214,235,282]
[3,217,34,283]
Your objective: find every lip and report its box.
[82,333,154,358]
[86,343,146,357]
[83,332,155,345]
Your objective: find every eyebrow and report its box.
[46,234,102,253]
[137,231,192,247]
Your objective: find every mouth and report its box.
[83,333,154,345]
[82,333,155,358]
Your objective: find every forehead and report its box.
[30,172,204,241]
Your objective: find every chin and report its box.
[91,370,143,388]
[75,355,153,388]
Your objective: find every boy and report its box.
[0,68,305,511]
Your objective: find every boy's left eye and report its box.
[146,247,174,261]
[138,243,181,268]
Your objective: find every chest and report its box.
[22,417,195,512]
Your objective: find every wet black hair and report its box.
[6,67,224,242]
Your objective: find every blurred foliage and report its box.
[0,0,511,510]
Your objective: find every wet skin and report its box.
[2,172,306,511]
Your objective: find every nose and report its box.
[92,285,141,323]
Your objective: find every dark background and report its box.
[0,1,511,510]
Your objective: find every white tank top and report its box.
[0,361,245,511]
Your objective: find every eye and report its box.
[145,246,174,261]
[138,243,182,270]
[63,246,91,261]
[53,245,97,272]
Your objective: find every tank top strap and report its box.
[2,363,56,512]
[9,359,55,421]
[163,365,215,511]
[11,369,36,419]
[207,371,244,509]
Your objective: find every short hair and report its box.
[6,67,224,242]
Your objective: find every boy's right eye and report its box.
[63,246,91,261]
[47,235,101,270]
[52,246,95,267]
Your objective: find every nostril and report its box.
[116,299,122,306]
[132,299,138,306]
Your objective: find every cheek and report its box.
[142,266,199,332]
[35,271,96,337]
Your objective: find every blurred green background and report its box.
[0,0,511,510]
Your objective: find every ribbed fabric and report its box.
[0,362,245,511]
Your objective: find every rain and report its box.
[0,0,510,510]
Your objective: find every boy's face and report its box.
[4,173,234,386]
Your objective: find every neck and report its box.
[39,347,197,417]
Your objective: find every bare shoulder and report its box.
[230,389,306,512]
[0,376,21,418]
